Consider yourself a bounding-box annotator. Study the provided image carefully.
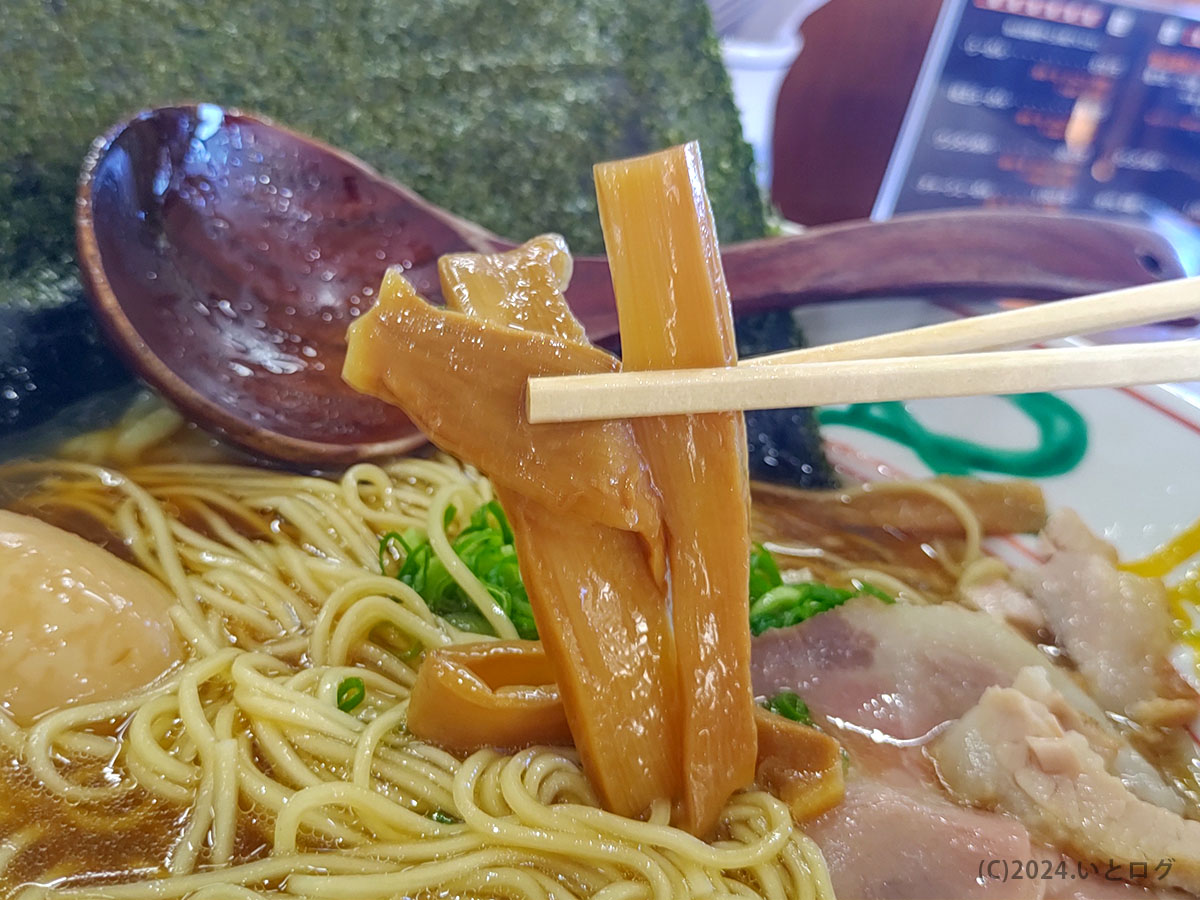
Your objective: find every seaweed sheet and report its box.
[1,0,764,434]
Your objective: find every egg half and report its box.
[0,510,183,725]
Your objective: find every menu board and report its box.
[874,0,1200,225]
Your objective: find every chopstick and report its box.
[527,342,1198,422]
[743,275,1200,365]
[526,276,1200,424]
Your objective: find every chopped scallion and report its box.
[747,543,892,635]
[336,676,366,712]
[379,501,537,640]
[762,690,814,727]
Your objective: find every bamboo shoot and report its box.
[595,142,756,837]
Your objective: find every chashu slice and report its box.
[805,775,1041,900]
[752,600,1186,812]
[1013,510,1197,725]
[931,680,1200,896]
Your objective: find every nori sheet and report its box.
[735,310,837,489]
[1,0,764,435]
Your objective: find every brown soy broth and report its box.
[0,752,271,896]
[0,752,183,894]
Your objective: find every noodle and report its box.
[0,443,836,900]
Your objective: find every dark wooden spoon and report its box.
[76,104,1185,466]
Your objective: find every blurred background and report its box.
[720,0,1200,252]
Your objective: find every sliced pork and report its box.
[931,683,1200,895]
[1013,510,1195,721]
[1011,668,1185,815]
[1042,507,1119,561]
[753,598,1110,750]
[804,776,1040,900]
[750,599,1192,897]
[960,576,1047,636]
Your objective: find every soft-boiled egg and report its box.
[0,510,183,725]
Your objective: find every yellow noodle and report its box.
[351,704,411,788]
[841,567,930,605]
[1,441,836,900]
[171,769,216,876]
[211,738,239,867]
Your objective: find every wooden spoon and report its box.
[76,104,1185,466]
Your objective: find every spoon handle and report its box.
[567,210,1187,342]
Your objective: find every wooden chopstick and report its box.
[739,275,1200,366]
[527,341,1199,423]
[526,276,1200,423]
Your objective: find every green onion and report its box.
[853,580,893,603]
[747,543,892,635]
[336,676,366,712]
[380,500,537,640]
[762,690,814,727]
[749,543,783,603]
[383,519,889,642]
[429,809,459,824]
